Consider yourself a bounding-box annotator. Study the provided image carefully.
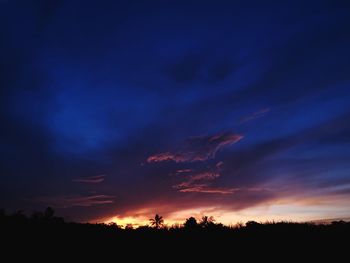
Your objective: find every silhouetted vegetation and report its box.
[184,216,198,229]
[149,214,164,229]
[1,208,349,258]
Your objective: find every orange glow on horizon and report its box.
[104,216,150,228]
[97,196,350,227]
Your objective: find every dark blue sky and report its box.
[1,0,350,224]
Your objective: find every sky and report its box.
[1,0,350,226]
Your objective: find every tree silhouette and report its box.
[200,216,215,228]
[149,214,164,229]
[0,209,5,223]
[31,211,44,220]
[184,217,198,229]
[44,207,55,219]
[125,224,134,230]
[246,221,261,229]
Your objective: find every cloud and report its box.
[216,161,224,170]
[73,174,106,184]
[178,186,238,194]
[147,132,243,163]
[175,169,193,174]
[147,152,182,163]
[173,161,234,194]
[174,171,220,189]
[147,131,244,195]
[37,194,115,208]
[240,108,270,123]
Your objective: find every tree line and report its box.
[1,207,349,230]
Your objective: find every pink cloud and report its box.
[147,132,243,163]
[147,132,243,195]
[175,169,193,173]
[171,160,240,194]
[240,107,270,123]
[190,171,220,181]
[177,185,271,194]
[173,170,220,187]
[216,161,224,170]
[147,152,186,163]
[73,174,106,184]
[178,185,238,194]
[173,166,225,193]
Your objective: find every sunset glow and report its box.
[101,197,350,227]
[1,0,350,226]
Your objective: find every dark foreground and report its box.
[1,211,349,260]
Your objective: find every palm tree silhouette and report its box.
[149,214,164,229]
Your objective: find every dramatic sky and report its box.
[1,0,350,225]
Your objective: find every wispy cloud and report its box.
[178,186,238,194]
[240,108,270,123]
[147,152,183,163]
[37,194,115,208]
[147,132,243,163]
[175,169,193,174]
[174,171,220,189]
[73,174,106,184]
[173,161,234,194]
